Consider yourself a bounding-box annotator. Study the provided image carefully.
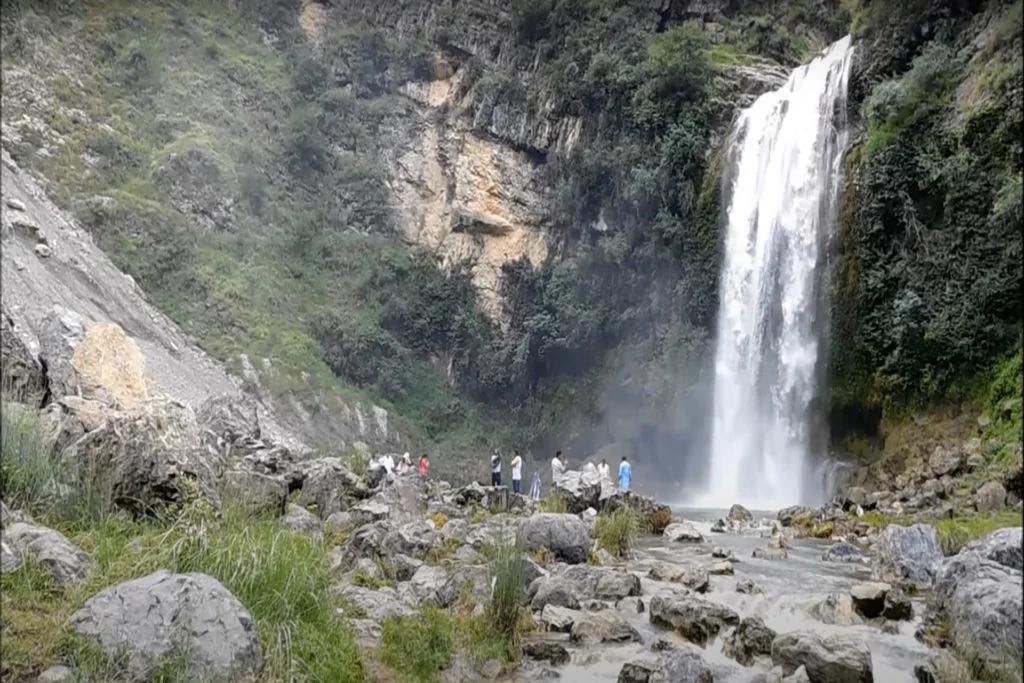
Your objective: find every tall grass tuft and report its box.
[380,606,454,682]
[0,401,61,513]
[595,508,640,559]
[538,494,568,513]
[487,540,528,658]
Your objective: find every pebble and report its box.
[5,197,26,211]
[34,243,52,258]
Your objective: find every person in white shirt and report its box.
[510,450,523,494]
[551,450,565,483]
[598,459,610,481]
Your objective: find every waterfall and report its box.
[700,36,856,510]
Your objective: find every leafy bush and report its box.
[595,508,640,559]
[645,507,673,535]
[380,607,454,681]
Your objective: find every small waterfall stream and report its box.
[701,37,856,509]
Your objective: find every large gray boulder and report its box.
[296,457,371,518]
[4,522,91,584]
[648,594,740,646]
[933,547,1023,666]
[522,513,590,564]
[663,522,705,543]
[560,564,642,601]
[871,524,942,589]
[648,563,710,593]
[569,611,640,645]
[770,631,873,683]
[1,308,45,405]
[723,616,777,666]
[528,576,580,610]
[554,470,602,513]
[334,584,415,623]
[69,571,262,682]
[619,645,713,683]
[964,526,1022,571]
[219,469,287,516]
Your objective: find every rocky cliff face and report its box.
[1,147,402,455]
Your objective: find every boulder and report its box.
[736,579,763,594]
[619,645,713,683]
[335,584,416,622]
[4,522,91,584]
[648,594,740,646]
[663,522,705,543]
[843,487,868,509]
[728,504,753,523]
[849,582,910,620]
[777,506,815,527]
[523,640,570,666]
[382,520,440,558]
[69,570,261,682]
[296,457,371,518]
[554,470,602,513]
[1,538,23,573]
[282,503,322,537]
[528,576,580,610]
[407,565,460,607]
[1,309,45,405]
[928,446,962,478]
[38,309,149,408]
[723,616,777,666]
[710,561,734,575]
[933,549,1023,665]
[522,513,590,564]
[974,481,1007,513]
[808,595,864,626]
[36,665,73,682]
[561,564,641,600]
[538,604,579,632]
[964,527,1023,571]
[648,563,710,593]
[871,524,942,589]
[602,492,673,534]
[770,630,873,683]
[821,541,864,563]
[389,554,424,582]
[570,611,640,645]
[219,469,287,516]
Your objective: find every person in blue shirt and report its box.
[618,455,632,492]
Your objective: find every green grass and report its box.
[486,542,528,658]
[380,607,454,682]
[0,499,366,682]
[537,494,569,514]
[861,510,1023,556]
[595,508,640,560]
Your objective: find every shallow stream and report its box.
[543,508,933,682]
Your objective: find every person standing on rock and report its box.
[510,450,523,494]
[618,455,632,492]
[529,470,542,501]
[598,458,610,481]
[490,448,502,487]
[551,450,565,483]
[419,454,429,479]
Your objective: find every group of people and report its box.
[488,449,633,500]
[378,452,430,479]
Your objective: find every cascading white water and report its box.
[701,36,856,510]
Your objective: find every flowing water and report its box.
[540,511,933,683]
[699,36,856,510]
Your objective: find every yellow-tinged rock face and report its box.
[70,322,148,409]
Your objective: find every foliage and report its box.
[645,507,673,535]
[380,607,454,682]
[595,508,640,559]
[0,504,365,682]
[833,1,1023,413]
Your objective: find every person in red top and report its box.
[419,454,430,478]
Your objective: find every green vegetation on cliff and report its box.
[832,0,1022,415]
